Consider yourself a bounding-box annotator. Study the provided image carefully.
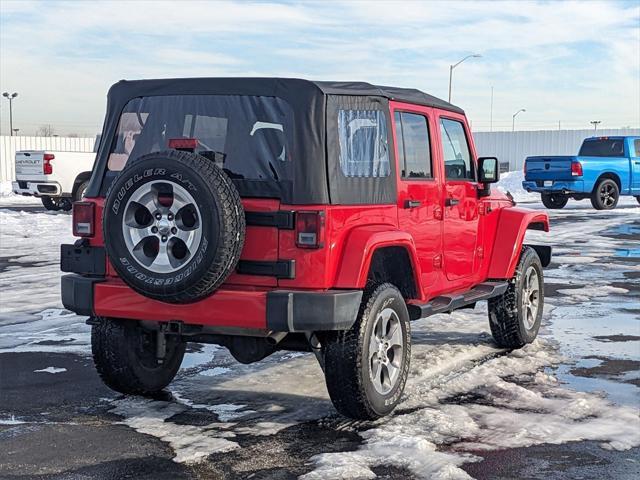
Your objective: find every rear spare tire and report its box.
[103,150,245,303]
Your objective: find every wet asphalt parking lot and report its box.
[0,198,639,479]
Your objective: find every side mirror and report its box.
[478,157,500,184]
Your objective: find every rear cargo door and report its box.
[525,156,575,182]
[224,198,282,287]
[15,151,44,180]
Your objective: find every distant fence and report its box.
[0,136,96,182]
[473,128,640,172]
[2,129,639,182]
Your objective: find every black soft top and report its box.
[89,78,462,204]
[105,77,463,114]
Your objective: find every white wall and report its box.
[0,136,96,182]
[3,130,639,182]
[473,129,640,171]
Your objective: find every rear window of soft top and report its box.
[107,94,294,186]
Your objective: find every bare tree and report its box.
[36,124,55,137]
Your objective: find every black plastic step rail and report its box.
[406,281,509,320]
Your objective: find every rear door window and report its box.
[394,112,432,179]
[337,110,390,178]
[439,118,475,180]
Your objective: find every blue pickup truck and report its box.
[522,136,640,210]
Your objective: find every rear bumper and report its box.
[61,273,362,333]
[12,180,63,197]
[522,180,584,194]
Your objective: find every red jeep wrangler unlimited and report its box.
[61,78,550,420]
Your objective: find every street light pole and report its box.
[590,120,601,132]
[2,92,18,136]
[448,54,482,103]
[512,108,526,132]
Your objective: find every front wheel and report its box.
[488,247,544,348]
[91,317,185,395]
[541,193,568,209]
[322,283,411,420]
[590,179,619,210]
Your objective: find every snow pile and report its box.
[0,181,41,205]
[0,181,13,196]
[496,170,539,203]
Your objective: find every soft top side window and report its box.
[337,109,390,178]
[440,118,474,180]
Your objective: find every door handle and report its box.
[404,200,421,209]
[445,198,460,207]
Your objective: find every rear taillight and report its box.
[295,211,325,249]
[73,202,95,237]
[43,153,54,175]
[571,161,583,177]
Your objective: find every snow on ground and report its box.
[0,207,83,353]
[33,366,67,374]
[0,181,41,206]
[495,170,539,203]
[0,199,639,477]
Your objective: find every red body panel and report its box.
[487,208,550,279]
[83,101,549,328]
[226,198,280,287]
[94,280,268,329]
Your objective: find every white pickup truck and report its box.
[12,150,96,211]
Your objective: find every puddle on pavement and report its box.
[554,359,640,407]
[546,298,640,408]
[615,248,640,258]
[607,224,640,236]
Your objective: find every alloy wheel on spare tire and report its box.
[541,193,568,209]
[590,178,619,210]
[103,150,245,303]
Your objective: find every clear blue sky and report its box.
[1,0,638,136]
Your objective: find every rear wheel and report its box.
[488,247,544,348]
[91,317,185,395]
[41,196,60,211]
[74,180,89,202]
[322,283,411,420]
[541,193,568,209]
[590,178,619,210]
[41,196,72,211]
[635,196,640,205]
